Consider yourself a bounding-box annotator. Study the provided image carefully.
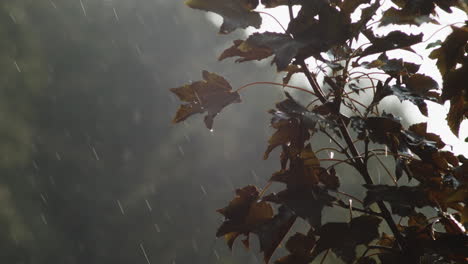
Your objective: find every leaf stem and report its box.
[257,11,288,33]
[300,63,406,250]
[235,81,316,96]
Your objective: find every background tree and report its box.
[171,0,468,263]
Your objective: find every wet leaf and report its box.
[263,187,335,229]
[362,53,420,77]
[261,0,302,8]
[380,7,437,27]
[360,31,423,57]
[264,110,309,159]
[339,0,371,15]
[289,3,352,60]
[351,113,403,150]
[312,215,382,263]
[408,122,445,149]
[185,0,261,34]
[364,184,429,216]
[170,71,241,129]
[429,26,468,76]
[219,39,272,63]
[369,74,439,116]
[282,65,302,85]
[350,1,380,39]
[442,57,468,136]
[275,232,316,264]
[220,32,306,71]
[255,205,297,263]
[217,186,274,249]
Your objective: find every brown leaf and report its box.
[319,167,340,190]
[360,31,423,57]
[264,109,309,159]
[219,39,273,63]
[255,205,297,263]
[245,201,274,226]
[282,65,302,85]
[380,7,437,26]
[170,71,241,129]
[339,0,371,15]
[408,122,445,149]
[408,212,428,229]
[220,32,306,71]
[311,215,382,263]
[261,0,302,8]
[185,0,261,34]
[217,186,274,250]
[285,232,316,256]
[447,96,467,137]
[217,185,259,221]
[429,26,468,76]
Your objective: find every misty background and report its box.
[0,1,447,264]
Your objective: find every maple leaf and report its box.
[350,1,380,39]
[275,232,315,264]
[311,215,382,263]
[289,3,352,60]
[170,71,241,129]
[361,53,420,77]
[338,0,371,15]
[380,7,438,26]
[255,205,297,263]
[360,31,423,57]
[261,0,302,8]
[263,187,335,229]
[429,26,468,76]
[216,185,275,249]
[363,184,429,216]
[185,0,261,34]
[369,74,439,116]
[219,32,306,71]
[281,65,302,85]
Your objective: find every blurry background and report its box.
[0,0,284,263]
[0,1,465,264]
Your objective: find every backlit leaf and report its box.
[364,184,429,216]
[220,32,306,71]
[380,7,437,26]
[429,26,468,76]
[311,215,382,263]
[360,31,423,57]
[255,205,297,263]
[170,71,241,129]
[185,0,261,34]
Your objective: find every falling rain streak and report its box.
[154,223,161,233]
[13,61,21,72]
[116,200,125,215]
[91,146,100,161]
[200,184,207,196]
[145,199,152,212]
[79,0,87,16]
[140,243,151,264]
[178,145,184,156]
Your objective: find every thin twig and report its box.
[368,150,398,185]
[257,11,288,33]
[235,81,316,96]
[300,65,406,250]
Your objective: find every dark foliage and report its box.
[171,0,468,263]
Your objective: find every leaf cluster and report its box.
[171,0,468,263]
